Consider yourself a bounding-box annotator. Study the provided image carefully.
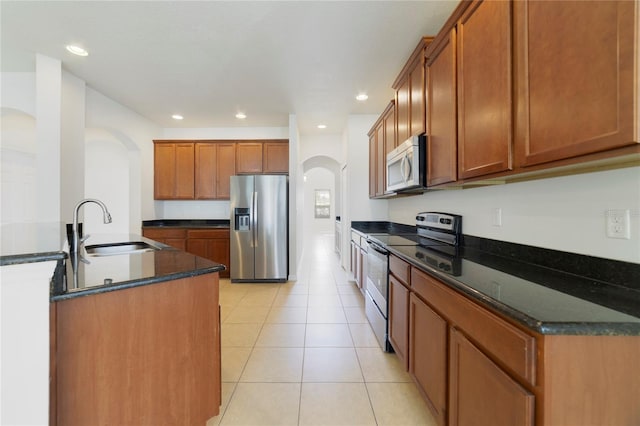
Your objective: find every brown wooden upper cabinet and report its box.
[426,29,458,187]
[514,0,638,168]
[154,141,195,199]
[236,140,289,174]
[393,37,433,145]
[456,0,512,179]
[368,100,395,198]
[194,142,236,199]
[155,140,288,200]
[236,142,263,174]
[263,141,289,174]
[425,0,512,186]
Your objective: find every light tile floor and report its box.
[208,234,437,426]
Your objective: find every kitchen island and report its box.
[1,225,225,426]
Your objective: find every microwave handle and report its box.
[401,154,411,183]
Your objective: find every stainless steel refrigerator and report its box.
[230,175,288,282]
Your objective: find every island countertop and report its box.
[48,233,225,302]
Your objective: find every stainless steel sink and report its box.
[85,241,159,256]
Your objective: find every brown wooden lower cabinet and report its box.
[396,264,640,425]
[186,229,230,278]
[51,273,221,426]
[142,227,230,278]
[449,327,534,426]
[409,292,448,426]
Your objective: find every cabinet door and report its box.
[409,293,447,426]
[174,143,195,198]
[389,276,409,370]
[142,228,187,251]
[384,102,396,155]
[427,29,458,186]
[396,77,411,144]
[449,328,534,426]
[409,57,426,137]
[216,143,236,199]
[375,122,385,196]
[236,143,263,174]
[186,238,209,259]
[457,0,512,179]
[155,143,194,199]
[195,143,217,199]
[368,135,377,198]
[263,142,289,174]
[154,143,177,199]
[210,238,230,278]
[515,1,637,167]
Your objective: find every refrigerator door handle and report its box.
[252,191,258,247]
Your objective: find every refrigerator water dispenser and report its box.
[234,208,250,231]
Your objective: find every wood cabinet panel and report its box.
[195,143,217,199]
[409,57,426,137]
[409,292,447,426]
[142,228,187,251]
[263,141,289,174]
[389,254,410,286]
[384,101,396,154]
[449,328,534,426]
[154,142,195,199]
[186,229,230,278]
[174,143,195,198]
[396,77,411,144]
[515,0,638,168]
[375,120,385,196]
[426,29,458,186]
[236,142,263,174]
[215,143,236,199]
[389,275,409,370]
[411,268,536,385]
[54,274,220,425]
[368,134,377,198]
[457,0,512,179]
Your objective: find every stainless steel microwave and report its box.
[386,135,426,192]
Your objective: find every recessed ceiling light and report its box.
[66,45,88,57]
[317,124,327,129]
[235,112,247,119]
[356,93,368,101]
[172,114,184,120]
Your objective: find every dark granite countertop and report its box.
[142,219,230,228]
[351,221,640,336]
[50,233,225,302]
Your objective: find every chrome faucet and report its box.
[71,198,112,257]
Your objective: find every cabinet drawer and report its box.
[411,268,536,385]
[143,228,187,239]
[389,254,411,286]
[187,229,230,239]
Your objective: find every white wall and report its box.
[303,168,336,237]
[388,167,640,263]
[344,114,388,223]
[85,87,160,232]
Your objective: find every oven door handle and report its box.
[367,241,389,255]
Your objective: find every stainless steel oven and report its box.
[365,239,392,352]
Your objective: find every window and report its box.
[314,189,331,219]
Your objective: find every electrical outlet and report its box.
[606,209,631,239]
[492,208,502,227]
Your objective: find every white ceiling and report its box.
[1,1,458,135]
